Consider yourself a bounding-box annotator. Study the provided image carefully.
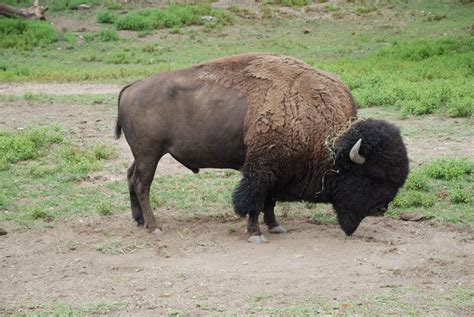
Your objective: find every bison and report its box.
[115,54,409,243]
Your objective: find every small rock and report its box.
[400,212,426,222]
[303,28,311,34]
[0,228,7,236]
[78,4,91,10]
[295,254,304,258]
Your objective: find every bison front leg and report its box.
[263,197,287,234]
[232,163,274,243]
[129,158,161,234]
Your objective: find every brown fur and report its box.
[194,54,356,169]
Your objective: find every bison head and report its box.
[329,119,409,236]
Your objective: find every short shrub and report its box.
[115,13,155,31]
[97,10,117,24]
[447,97,473,118]
[93,144,116,160]
[378,37,474,62]
[0,127,63,170]
[355,6,377,15]
[30,207,49,220]
[0,19,59,49]
[449,185,471,204]
[391,191,436,208]
[96,201,113,215]
[426,158,473,180]
[99,29,119,42]
[405,171,430,191]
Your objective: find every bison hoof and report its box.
[269,225,287,234]
[248,234,268,243]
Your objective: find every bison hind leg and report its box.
[128,161,144,226]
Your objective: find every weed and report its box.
[392,191,436,208]
[0,127,63,170]
[99,29,119,42]
[97,10,116,24]
[115,5,232,31]
[96,200,113,215]
[405,170,430,191]
[93,144,116,160]
[0,19,59,49]
[355,6,377,16]
[450,185,471,204]
[426,158,472,180]
[30,207,50,220]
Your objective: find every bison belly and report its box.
[120,73,248,172]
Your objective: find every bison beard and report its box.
[115,54,409,242]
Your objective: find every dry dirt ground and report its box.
[1,84,473,315]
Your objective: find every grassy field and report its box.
[0,1,473,315]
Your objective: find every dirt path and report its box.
[1,214,473,315]
[1,83,473,315]
[0,83,122,96]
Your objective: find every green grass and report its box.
[252,287,474,316]
[2,301,127,316]
[389,157,474,225]
[0,127,119,225]
[0,93,117,106]
[0,19,59,49]
[110,5,232,31]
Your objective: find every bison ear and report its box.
[349,138,366,165]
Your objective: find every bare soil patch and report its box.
[1,214,472,315]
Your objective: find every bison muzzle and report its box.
[115,54,409,243]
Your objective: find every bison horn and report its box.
[349,138,366,164]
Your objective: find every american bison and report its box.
[115,54,409,243]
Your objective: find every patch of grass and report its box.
[99,29,119,42]
[97,238,147,255]
[355,6,377,16]
[0,92,116,106]
[0,19,59,49]
[318,36,474,117]
[8,301,127,316]
[426,158,473,180]
[97,10,116,24]
[96,200,112,215]
[389,157,474,225]
[0,126,121,225]
[115,4,232,31]
[0,126,63,170]
[268,0,312,7]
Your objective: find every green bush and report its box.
[0,19,59,49]
[114,5,232,31]
[99,29,118,42]
[96,200,113,215]
[377,37,474,62]
[405,171,430,191]
[115,13,155,31]
[97,10,116,24]
[0,127,63,170]
[450,185,471,204]
[426,158,473,180]
[93,144,116,160]
[391,191,436,208]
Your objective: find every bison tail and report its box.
[115,119,122,139]
[232,176,266,217]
